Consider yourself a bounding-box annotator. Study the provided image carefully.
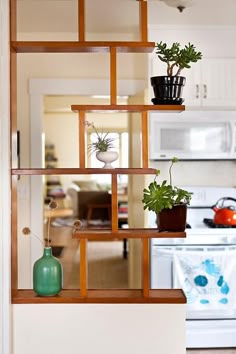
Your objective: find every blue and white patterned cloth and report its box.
[173,246,236,310]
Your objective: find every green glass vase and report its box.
[33,246,63,296]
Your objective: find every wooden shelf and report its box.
[12,289,187,304]
[11,41,155,53]
[71,104,185,113]
[11,167,158,176]
[72,228,186,240]
[10,0,188,304]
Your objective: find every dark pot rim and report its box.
[150,75,186,85]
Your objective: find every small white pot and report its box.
[96,151,119,168]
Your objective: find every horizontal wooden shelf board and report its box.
[71,104,185,113]
[11,41,155,53]
[12,289,186,304]
[72,228,186,240]
[11,167,158,176]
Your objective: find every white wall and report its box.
[13,304,186,354]
[148,160,236,188]
[148,25,236,57]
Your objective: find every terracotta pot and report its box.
[156,204,187,232]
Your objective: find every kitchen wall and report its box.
[148,160,236,188]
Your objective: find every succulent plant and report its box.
[155,41,202,76]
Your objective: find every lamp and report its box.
[159,0,194,12]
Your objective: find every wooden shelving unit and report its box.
[10,0,186,304]
[71,229,186,240]
[71,104,185,113]
[11,41,155,53]
[13,289,186,304]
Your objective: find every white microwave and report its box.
[149,111,236,160]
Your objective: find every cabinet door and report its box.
[202,58,236,107]
[183,63,202,106]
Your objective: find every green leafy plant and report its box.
[86,121,115,154]
[142,157,192,214]
[155,41,202,76]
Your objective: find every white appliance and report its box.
[150,186,236,348]
[149,111,236,160]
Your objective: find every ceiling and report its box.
[17,0,236,36]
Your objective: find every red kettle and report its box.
[212,197,236,225]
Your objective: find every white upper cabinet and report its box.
[181,61,201,106]
[184,58,236,107]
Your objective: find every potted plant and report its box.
[142,157,192,231]
[151,41,202,105]
[85,120,118,168]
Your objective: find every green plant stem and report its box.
[169,161,174,186]
[92,124,100,140]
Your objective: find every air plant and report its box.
[85,120,115,154]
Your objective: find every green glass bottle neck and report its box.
[43,247,52,256]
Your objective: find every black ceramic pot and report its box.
[156,204,187,232]
[150,76,186,105]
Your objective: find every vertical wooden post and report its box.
[139,0,148,42]
[110,47,117,105]
[11,177,18,290]
[111,174,118,232]
[10,0,18,290]
[79,239,88,297]
[142,238,150,297]
[141,111,148,168]
[78,0,85,41]
[79,111,86,168]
